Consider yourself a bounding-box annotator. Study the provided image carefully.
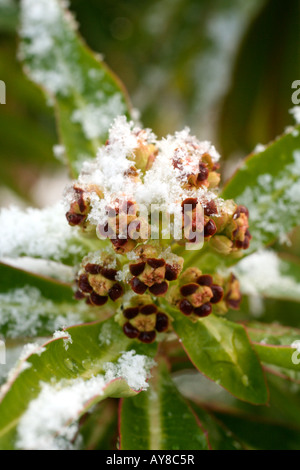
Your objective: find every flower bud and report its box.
[74,252,124,305]
[119,295,170,343]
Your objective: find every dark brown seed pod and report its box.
[194,303,212,317]
[84,263,101,275]
[138,330,156,343]
[130,277,148,294]
[179,299,194,316]
[204,219,217,238]
[165,264,179,281]
[101,268,117,281]
[147,258,165,269]
[149,281,168,296]
[90,292,108,306]
[140,304,158,315]
[197,274,213,286]
[124,307,140,319]
[210,285,224,304]
[129,262,146,277]
[123,322,139,339]
[108,283,123,301]
[74,290,86,300]
[197,163,209,183]
[181,198,198,211]
[155,313,169,332]
[180,283,199,297]
[204,200,218,216]
[78,274,93,294]
[66,212,86,226]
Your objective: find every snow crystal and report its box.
[0,203,82,261]
[71,96,127,140]
[253,143,266,153]
[234,250,300,302]
[289,106,300,125]
[0,286,84,338]
[72,115,224,228]
[53,144,66,163]
[16,350,154,450]
[53,330,73,350]
[19,343,46,361]
[19,0,77,96]
[103,350,155,391]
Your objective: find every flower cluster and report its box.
[65,117,250,342]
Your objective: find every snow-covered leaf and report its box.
[167,306,268,405]
[19,0,131,176]
[234,251,300,303]
[0,262,98,338]
[0,317,157,449]
[222,125,300,251]
[119,360,209,450]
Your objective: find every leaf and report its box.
[0,262,98,338]
[0,317,157,449]
[215,411,300,450]
[167,306,268,404]
[19,0,131,177]
[221,125,300,251]
[218,0,300,158]
[189,402,244,450]
[119,360,209,450]
[246,322,300,371]
[78,400,118,450]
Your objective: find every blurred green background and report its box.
[0,0,299,207]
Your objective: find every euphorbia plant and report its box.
[0,0,300,450]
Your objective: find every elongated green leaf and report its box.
[234,251,300,303]
[189,402,244,450]
[222,126,300,251]
[167,307,268,404]
[120,360,209,450]
[246,322,300,371]
[0,317,157,449]
[78,400,118,450]
[19,0,131,176]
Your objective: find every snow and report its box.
[53,330,73,350]
[71,116,224,229]
[0,286,84,338]
[234,250,300,302]
[103,350,155,391]
[0,203,82,261]
[16,350,154,450]
[71,97,127,140]
[19,0,77,96]
[289,106,300,125]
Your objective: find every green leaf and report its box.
[221,125,300,251]
[218,0,300,158]
[120,360,209,450]
[0,262,99,338]
[167,307,268,404]
[78,400,118,450]
[189,402,244,450]
[0,317,157,449]
[19,0,131,177]
[246,322,300,371]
